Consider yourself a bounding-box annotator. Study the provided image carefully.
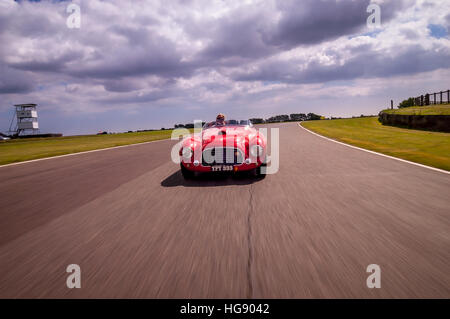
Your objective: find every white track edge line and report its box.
[0,138,171,168]
[298,122,449,175]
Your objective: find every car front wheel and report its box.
[180,164,195,179]
[251,165,265,178]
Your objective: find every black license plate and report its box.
[211,165,233,172]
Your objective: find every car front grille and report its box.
[202,147,244,166]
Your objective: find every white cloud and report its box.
[0,0,449,134]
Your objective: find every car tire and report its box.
[261,155,268,166]
[251,165,264,177]
[180,164,195,179]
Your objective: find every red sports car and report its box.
[179,119,267,179]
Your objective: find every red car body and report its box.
[179,121,266,177]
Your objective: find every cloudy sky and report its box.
[0,0,449,135]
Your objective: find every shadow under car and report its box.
[161,169,266,187]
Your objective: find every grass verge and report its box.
[382,104,450,115]
[0,130,179,166]
[302,117,450,171]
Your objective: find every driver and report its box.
[215,113,226,126]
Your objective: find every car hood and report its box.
[200,126,255,148]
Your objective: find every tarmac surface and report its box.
[0,122,448,298]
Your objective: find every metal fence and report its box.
[413,89,450,106]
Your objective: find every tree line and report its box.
[253,113,322,123]
[174,113,322,128]
[396,89,450,108]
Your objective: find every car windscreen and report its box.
[203,120,252,129]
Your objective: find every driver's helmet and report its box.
[215,113,225,125]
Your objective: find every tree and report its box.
[398,97,414,108]
[307,113,322,120]
[290,113,307,121]
[266,114,289,123]
[249,118,264,124]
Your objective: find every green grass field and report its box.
[0,129,182,166]
[382,104,450,115]
[302,117,450,171]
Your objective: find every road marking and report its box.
[298,122,450,175]
[0,138,171,168]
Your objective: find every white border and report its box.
[0,138,170,168]
[298,122,449,175]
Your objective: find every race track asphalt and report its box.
[0,122,448,298]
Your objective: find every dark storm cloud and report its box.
[445,13,450,31]
[0,7,56,37]
[109,25,156,47]
[233,44,450,84]
[0,2,193,88]
[66,30,193,80]
[400,27,420,39]
[264,0,372,48]
[0,0,448,101]
[196,11,277,64]
[95,89,177,104]
[0,0,449,135]
[102,79,143,93]
[9,51,83,72]
[68,50,192,80]
[102,76,176,93]
[265,0,407,48]
[195,0,407,66]
[0,66,34,94]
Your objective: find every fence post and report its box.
[440,91,443,104]
[391,100,393,109]
[448,90,449,104]
[434,92,436,105]
[420,95,424,106]
[425,93,430,105]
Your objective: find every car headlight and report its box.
[250,145,263,157]
[182,147,193,159]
